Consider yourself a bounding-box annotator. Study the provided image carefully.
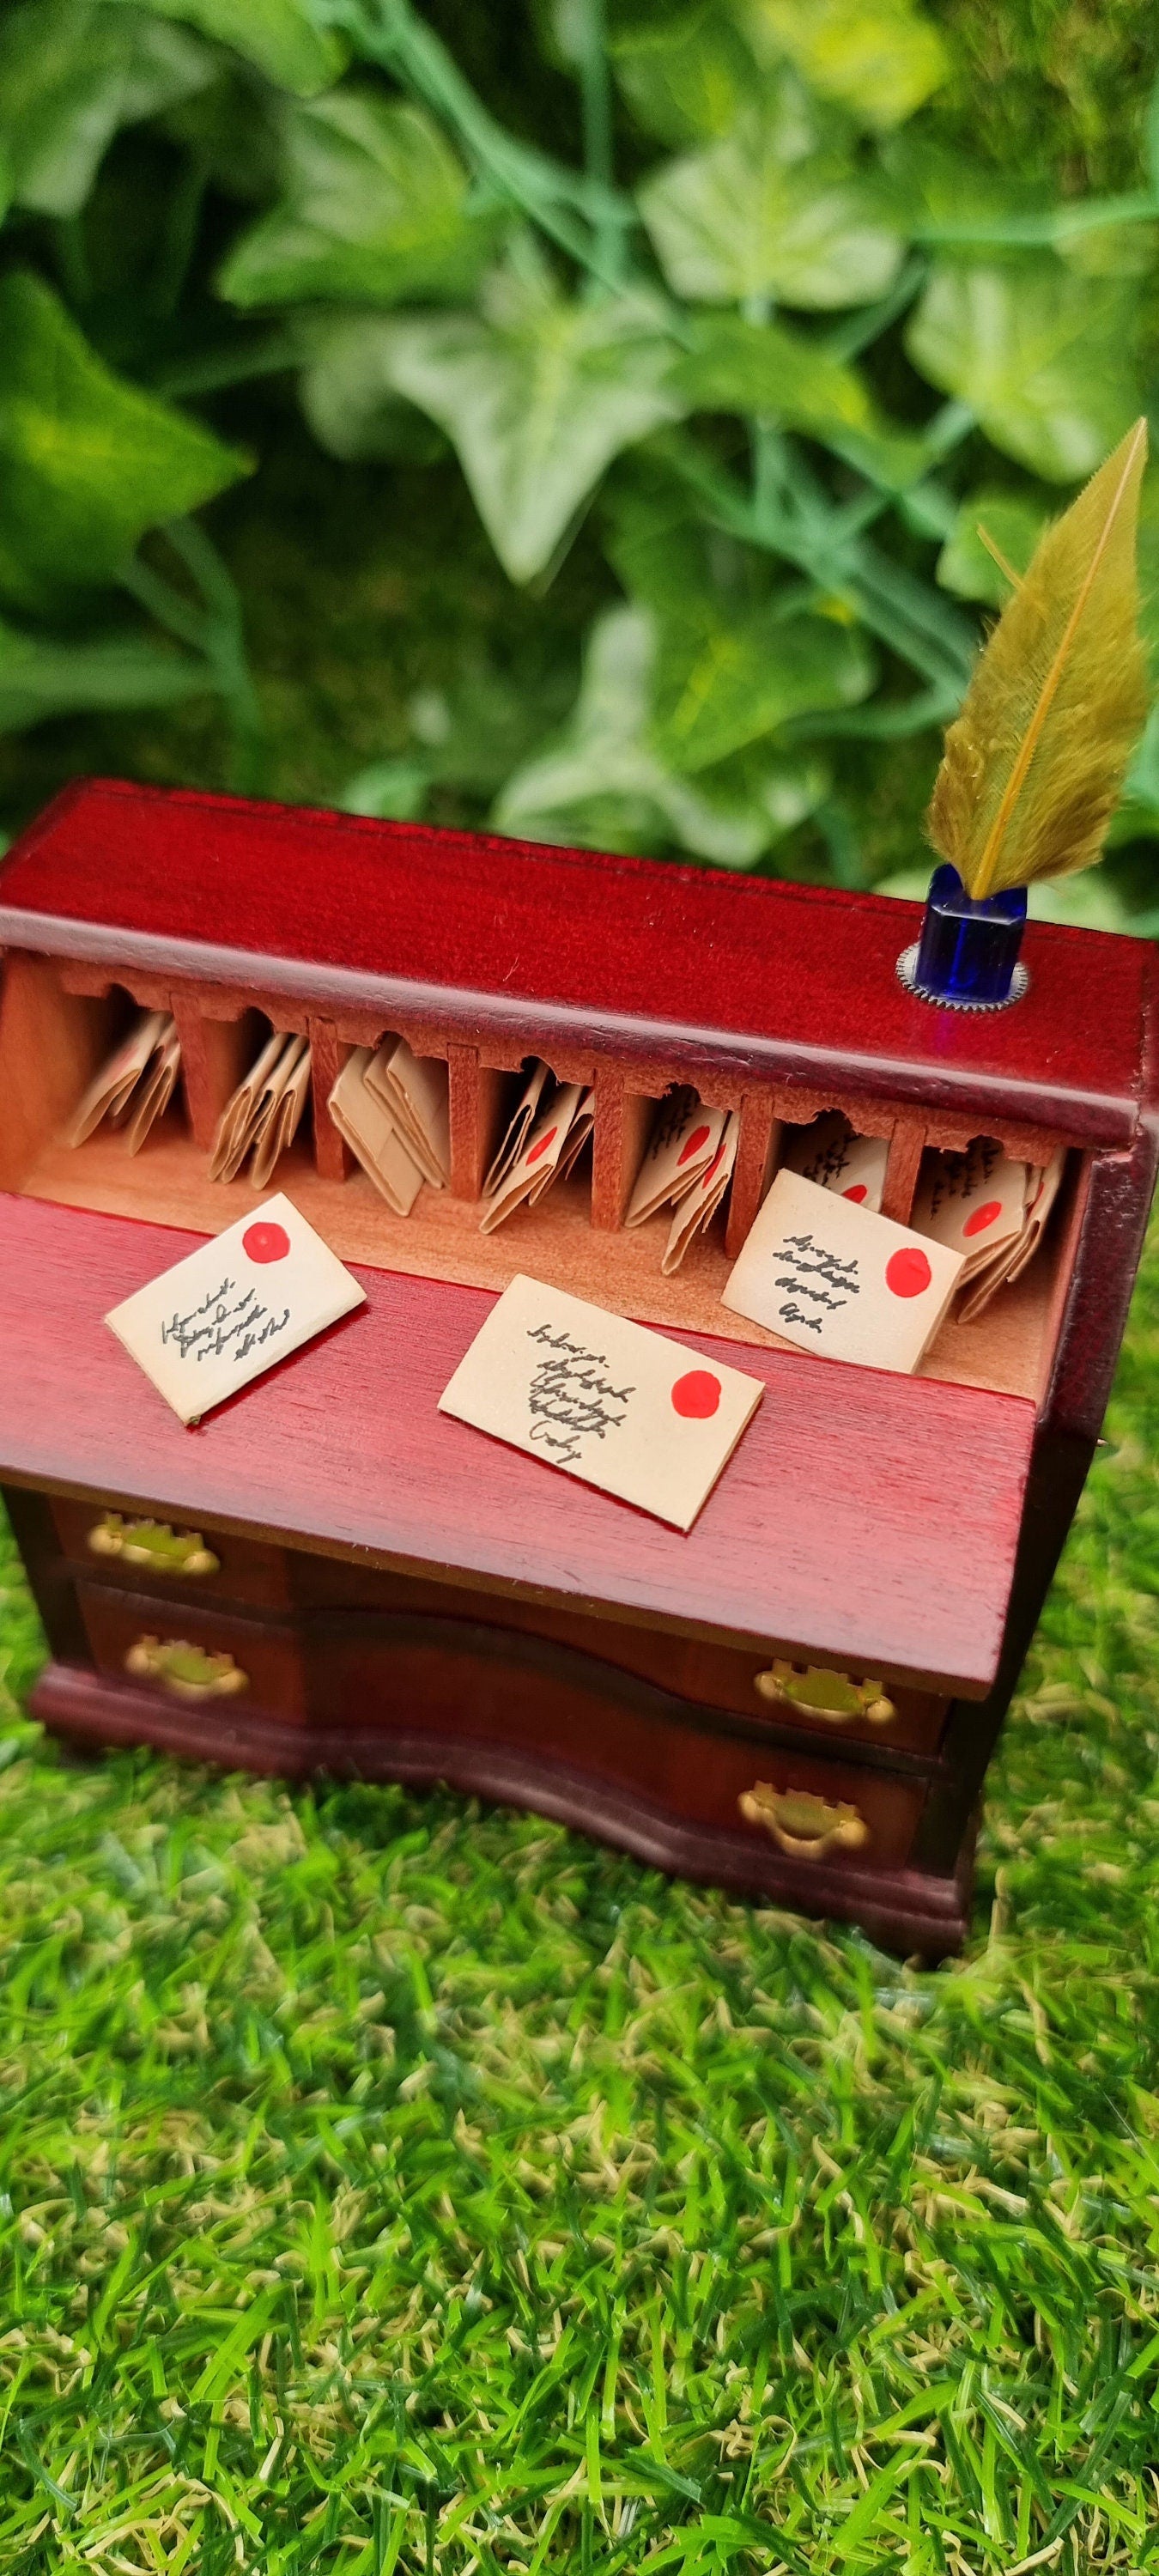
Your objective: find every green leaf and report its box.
[359,255,684,584]
[652,592,873,771]
[639,101,903,309]
[0,612,209,731]
[0,0,212,219]
[671,312,928,485]
[495,601,826,862]
[114,0,344,96]
[0,270,251,612]
[936,489,1047,605]
[610,5,759,146]
[297,316,448,461]
[883,131,1053,243]
[906,258,1140,482]
[743,0,949,130]
[219,92,501,308]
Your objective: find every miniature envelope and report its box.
[363,1036,449,1188]
[106,1193,365,1424]
[911,1139,1028,1277]
[662,1113,738,1274]
[483,1060,550,1197]
[249,1037,312,1189]
[439,1273,764,1529]
[124,1018,183,1156]
[329,1048,424,1215]
[479,1082,586,1232]
[69,1009,169,1147]
[210,1029,293,1183]
[722,1167,964,1373]
[958,1148,1066,1321]
[626,1090,728,1228]
[782,1110,889,1214]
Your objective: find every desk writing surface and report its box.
[0,1194,1035,1696]
[0,779,1151,1141]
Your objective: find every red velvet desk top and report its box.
[0,779,1154,1145]
[0,1194,1035,1697]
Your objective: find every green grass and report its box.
[1,1232,1158,2574]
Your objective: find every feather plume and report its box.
[925,419,1150,898]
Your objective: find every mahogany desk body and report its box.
[0,779,1156,1959]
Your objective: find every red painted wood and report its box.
[33,1662,968,1956]
[0,778,1152,1143]
[50,1495,292,1610]
[0,1192,1034,1696]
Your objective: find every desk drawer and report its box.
[76,1582,307,1723]
[53,1498,289,1610]
[307,1613,923,1868]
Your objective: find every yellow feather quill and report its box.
[926,419,1150,900]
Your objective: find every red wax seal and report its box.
[677,1123,711,1166]
[243,1221,291,1264]
[843,1183,868,1202]
[885,1247,931,1298]
[671,1369,721,1418]
[701,1139,726,1189]
[526,1126,557,1165]
[963,1198,1003,1237]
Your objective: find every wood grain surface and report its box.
[0,779,1152,1143]
[0,1192,1035,1695]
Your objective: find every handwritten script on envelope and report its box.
[106,1193,366,1423]
[439,1275,764,1530]
[722,1169,963,1373]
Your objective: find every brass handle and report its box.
[124,1636,248,1702]
[739,1782,869,1860]
[754,1660,895,1727]
[88,1514,220,1580]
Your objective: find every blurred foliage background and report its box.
[1,0,1159,928]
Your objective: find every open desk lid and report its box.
[0,1199,1036,1698]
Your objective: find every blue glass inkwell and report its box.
[896,864,1029,1012]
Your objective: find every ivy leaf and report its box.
[297,316,448,462]
[671,313,928,485]
[936,489,1047,605]
[652,594,873,771]
[906,258,1139,482]
[639,101,902,309]
[361,256,684,583]
[882,131,1051,242]
[0,612,209,730]
[0,270,251,612]
[495,603,826,864]
[219,93,501,308]
[743,0,950,131]
[115,0,344,96]
[0,0,212,219]
[610,5,759,147]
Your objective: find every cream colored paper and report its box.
[722,1168,964,1373]
[782,1110,889,1214]
[479,1082,586,1233]
[209,1029,292,1183]
[439,1273,764,1530]
[911,1139,1028,1276]
[662,1114,738,1274]
[626,1090,728,1228]
[124,1020,183,1155]
[69,1009,169,1146]
[483,1060,550,1197]
[328,1048,424,1215]
[249,1039,312,1189]
[958,1147,1066,1321]
[106,1192,365,1425]
[363,1036,449,1188]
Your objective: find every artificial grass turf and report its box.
[0,1244,1156,2574]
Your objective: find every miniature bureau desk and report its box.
[0,778,1156,1957]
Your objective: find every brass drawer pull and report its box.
[124,1636,248,1702]
[754,1660,895,1727]
[739,1782,869,1860]
[88,1514,220,1580]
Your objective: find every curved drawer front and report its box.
[54,1498,290,1611]
[306,1613,923,1869]
[76,1582,307,1722]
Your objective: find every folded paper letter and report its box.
[782,1110,888,1214]
[439,1273,764,1529]
[106,1193,366,1423]
[722,1169,963,1372]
